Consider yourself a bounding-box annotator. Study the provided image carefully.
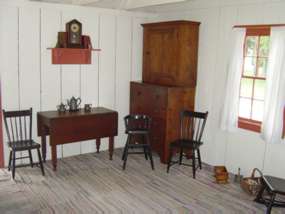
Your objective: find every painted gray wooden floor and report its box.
[0,149,283,214]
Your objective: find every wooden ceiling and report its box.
[30,0,190,10]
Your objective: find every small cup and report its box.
[84,104,92,112]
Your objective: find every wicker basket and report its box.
[240,168,263,195]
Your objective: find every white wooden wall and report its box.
[0,1,148,166]
[152,0,285,178]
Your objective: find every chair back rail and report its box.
[180,110,208,142]
[124,114,151,132]
[3,108,32,143]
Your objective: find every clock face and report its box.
[71,23,80,33]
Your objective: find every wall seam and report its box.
[79,64,82,155]
[130,17,134,82]
[114,16,118,110]
[17,7,22,163]
[60,11,63,103]
[97,15,101,106]
[60,10,63,158]
[39,8,43,112]
[17,7,20,110]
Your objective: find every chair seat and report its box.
[8,140,40,151]
[263,176,285,195]
[170,139,203,149]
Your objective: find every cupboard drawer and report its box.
[130,82,167,109]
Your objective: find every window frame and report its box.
[238,27,270,133]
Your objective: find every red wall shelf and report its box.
[48,48,101,64]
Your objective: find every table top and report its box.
[37,107,117,120]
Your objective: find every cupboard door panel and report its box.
[142,21,199,87]
[143,27,178,86]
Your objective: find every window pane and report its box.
[240,78,253,98]
[245,36,258,56]
[257,58,268,78]
[252,100,264,121]
[254,79,266,100]
[259,36,270,57]
[239,98,251,119]
[244,57,256,76]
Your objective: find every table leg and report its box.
[96,138,101,153]
[51,145,57,171]
[109,137,114,160]
[41,135,47,162]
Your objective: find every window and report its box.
[238,28,270,132]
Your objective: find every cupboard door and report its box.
[143,27,178,86]
[142,21,199,87]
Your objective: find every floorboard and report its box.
[0,149,282,213]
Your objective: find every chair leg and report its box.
[146,145,154,170]
[267,193,276,214]
[197,148,202,169]
[179,147,183,165]
[122,144,129,170]
[167,147,173,173]
[37,148,45,176]
[123,135,131,170]
[145,135,153,170]
[144,147,148,160]
[121,143,127,161]
[28,149,34,168]
[192,149,196,179]
[122,135,130,161]
[12,151,16,180]
[8,151,12,171]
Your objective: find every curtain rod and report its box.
[234,24,285,28]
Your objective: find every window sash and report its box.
[238,27,270,132]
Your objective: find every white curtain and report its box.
[220,28,246,131]
[261,27,285,144]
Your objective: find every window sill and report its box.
[238,118,261,133]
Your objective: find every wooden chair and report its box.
[3,108,45,179]
[167,110,208,178]
[122,114,154,170]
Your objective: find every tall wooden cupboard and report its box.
[130,21,200,163]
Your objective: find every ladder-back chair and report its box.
[3,108,44,179]
[167,110,208,178]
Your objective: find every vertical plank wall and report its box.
[0,6,19,165]
[0,3,147,166]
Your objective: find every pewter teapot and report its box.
[67,96,81,111]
